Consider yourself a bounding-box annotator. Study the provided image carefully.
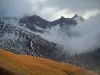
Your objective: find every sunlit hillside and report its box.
[0,49,99,75]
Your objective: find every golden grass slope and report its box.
[0,49,99,75]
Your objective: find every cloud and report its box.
[0,0,46,18]
[44,0,100,20]
[39,14,100,55]
[46,0,100,10]
[0,0,100,20]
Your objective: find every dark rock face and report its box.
[19,15,77,32]
[19,15,51,32]
[19,15,50,28]
[52,16,77,26]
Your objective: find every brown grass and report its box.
[0,49,99,75]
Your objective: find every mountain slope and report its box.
[0,49,98,75]
[0,15,100,73]
[0,18,67,61]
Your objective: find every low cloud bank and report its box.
[40,15,100,55]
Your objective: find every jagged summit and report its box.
[29,14,44,21]
[19,14,77,31]
[52,16,77,26]
[32,14,40,17]
[72,14,79,19]
[60,16,66,19]
[72,14,84,23]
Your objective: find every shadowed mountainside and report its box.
[0,49,98,75]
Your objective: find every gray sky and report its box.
[0,0,100,21]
